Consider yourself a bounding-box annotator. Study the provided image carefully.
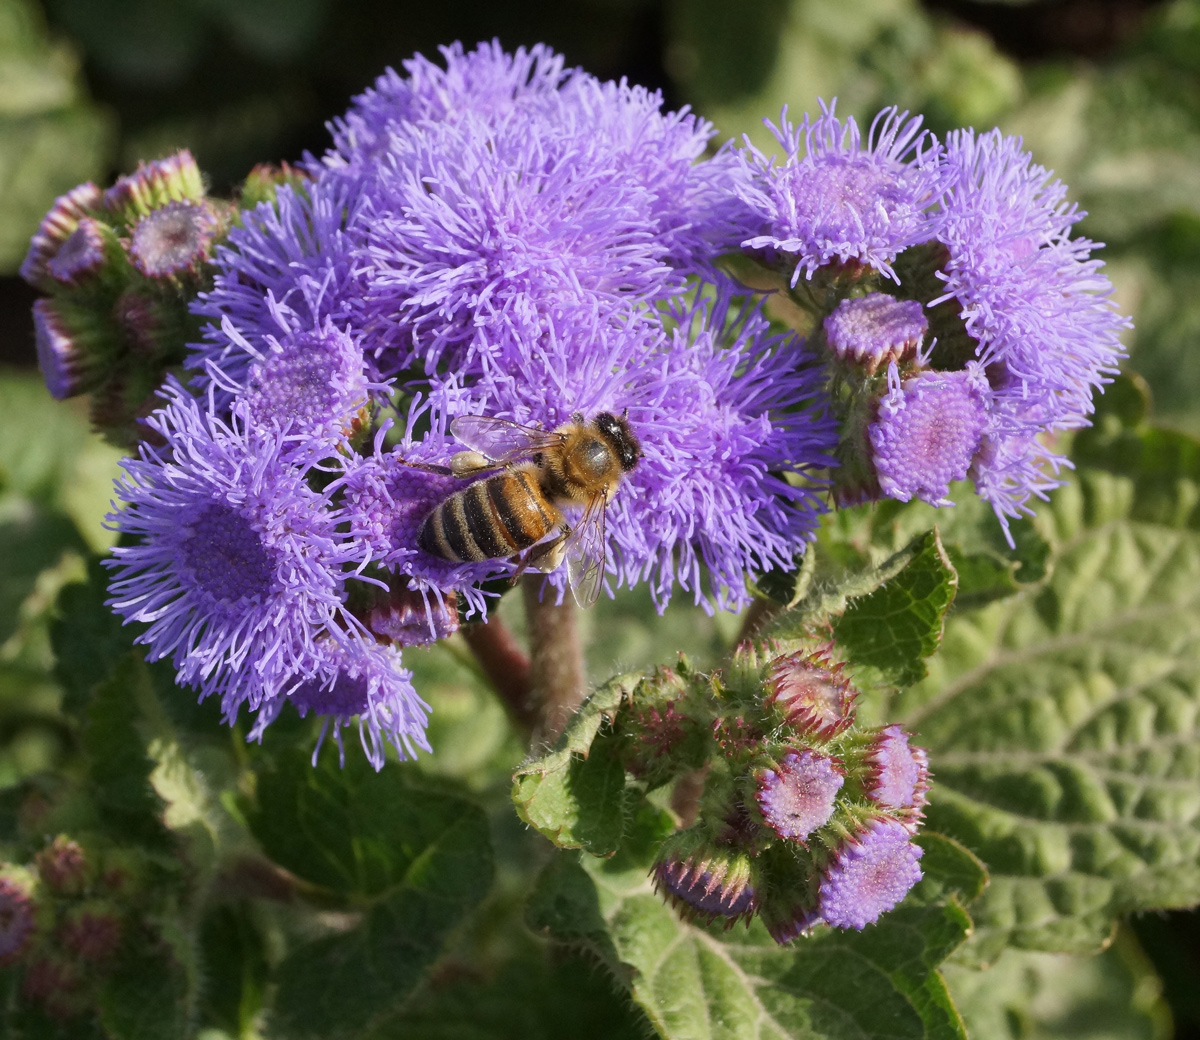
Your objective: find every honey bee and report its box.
[418,412,641,607]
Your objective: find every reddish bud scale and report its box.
[59,903,124,962]
[711,714,764,757]
[765,648,857,740]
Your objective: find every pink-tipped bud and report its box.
[33,297,114,400]
[101,151,205,222]
[0,870,37,966]
[865,724,930,824]
[824,293,927,375]
[46,218,109,286]
[34,835,87,897]
[755,750,844,842]
[652,852,757,925]
[129,200,220,279]
[240,161,310,209]
[20,182,103,290]
[765,649,857,739]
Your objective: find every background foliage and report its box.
[2,0,1200,1037]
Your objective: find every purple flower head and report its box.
[46,218,108,285]
[869,363,991,507]
[929,129,1128,525]
[104,381,360,717]
[21,181,102,290]
[819,818,923,929]
[739,102,946,283]
[33,298,109,400]
[653,853,756,924]
[424,286,836,612]
[765,648,857,739]
[755,750,844,842]
[824,293,927,375]
[866,724,930,815]
[0,874,36,967]
[189,176,368,399]
[129,200,220,279]
[252,639,431,770]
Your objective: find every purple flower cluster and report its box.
[736,102,1129,530]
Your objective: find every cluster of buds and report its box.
[622,643,929,939]
[0,834,147,1020]
[20,152,236,445]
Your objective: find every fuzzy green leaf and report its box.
[96,930,195,1040]
[832,529,958,688]
[247,750,494,1039]
[894,466,1200,965]
[512,674,637,855]
[527,806,971,1040]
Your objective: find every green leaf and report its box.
[912,833,989,908]
[512,675,637,855]
[894,467,1200,965]
[96,926,195,1040]
[832,529,958,688]
[0,503,85,645]
[527,806,971,1040]
[52,556,133,716]
[198,903,268,1038]
[246,750,494,1039]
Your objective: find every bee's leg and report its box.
[450,450,496,477]
[508,528,570,585]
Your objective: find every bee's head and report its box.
[594,412,642,472]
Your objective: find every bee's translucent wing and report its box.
[564,493,608,609]
[449,415,565,465]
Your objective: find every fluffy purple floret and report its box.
[104,381,360,716]
[129,200,218,278]
[824,293,927,373]
[189,177,368,397]
[0,878,35,966]
[870,364,991,506]
[819,818,923,929]
[251,639,431,770]
[932,129,1128,525]
[867,725,929,811]
[756,750,844,841]
[738,102,946,282]
[421,285,836,612]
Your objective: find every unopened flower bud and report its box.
[22,952,87,1020]
[129,200,220,280]
[755,750,844,842]
[33,297,116,400]
[101,151,205,224]
[20,182,103,290]
[34,835,88,897]
[824,293,927,375]
[765,649,856,740]
[865,724,929,820]
[652,843,757,926]
[112,289,185,360]
[0,869,38,966]
[46,217,109,286]
[240,162,310,209]
[869,363,990,506]
[366,585,459,646]
[818,818,923,929]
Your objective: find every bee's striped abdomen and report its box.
[419,469,557,563]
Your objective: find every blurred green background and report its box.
[2,0,1199,1036]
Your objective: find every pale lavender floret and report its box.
[869,363,991,506]
[129,200,218,278]
[756,750,844,841]
[104,381,360,717]
[738,101,947,283]
[867,725,929,811]
[250,639,431,770]
[932,129,1128,526]
[426,285,837,612]
[824,293,927,373]
[47,218,107,284]
[819,818,924,929]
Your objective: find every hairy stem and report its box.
[460,617,535,734]
[736,596,779,647]
[522,575,586,748]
